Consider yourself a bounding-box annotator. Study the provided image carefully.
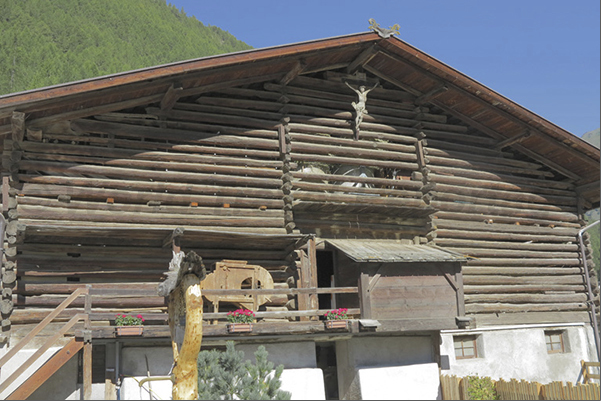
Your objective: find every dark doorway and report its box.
[316,250,334,310]
[316,342,339,400]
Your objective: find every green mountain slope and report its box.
[0,0,252,95]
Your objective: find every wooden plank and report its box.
[6,338,83,400]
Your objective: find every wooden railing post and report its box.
[358,273,372,319]
[307,238,319,320]
[83,285,92,400]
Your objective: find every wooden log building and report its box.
[0,30,599,399]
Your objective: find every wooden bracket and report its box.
[414,85,448,106]
[494,130,532,150]
[160,83,183,111]
[346,44,379,74]
[279,61,306,86]
[11,112,25,143]
[438,266,458,291]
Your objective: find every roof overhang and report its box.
[326,239,467,263]
[0,31,598,205]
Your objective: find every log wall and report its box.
[423,121,599,325]
[1,71,597,331]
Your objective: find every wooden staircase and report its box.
[0,287,92,399]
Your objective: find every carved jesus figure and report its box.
[345,81,379,139]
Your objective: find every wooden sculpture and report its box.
[158,250,206,400]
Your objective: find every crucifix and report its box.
[345,80,379,140]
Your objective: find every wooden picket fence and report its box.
[441,374,600,400]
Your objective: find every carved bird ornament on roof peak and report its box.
[368,18,400,38]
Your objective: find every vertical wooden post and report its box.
[298,250,311,321]
[172,275,203,400]
[307,238,319,319]
[455,268,465,317]
[83,285,92,400]
[358,273,372,319]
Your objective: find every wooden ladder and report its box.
[0,286,92,399]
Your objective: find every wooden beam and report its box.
[414,85,448,106]
[27,94,164,130]
[346,44,379,74]
[279,61,306,86]
[159,83,183,111]
[363,65,422,97]
[11,111,25,142]
[6,338,84,400]
[182,72,285,99]
[494,130,532,150]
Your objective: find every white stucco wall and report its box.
[440,324,597,384]
[335,336,439,400]
[0,344,105,400]
[0,346,69,399]
[119,342,325,400]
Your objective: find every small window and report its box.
[454,335,478,359]
[545,331,565,354]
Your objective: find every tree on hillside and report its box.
[197,341,291,400]
[0,0,251,95]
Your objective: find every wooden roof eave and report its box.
[376,37,599,196]
[0,32,380,114]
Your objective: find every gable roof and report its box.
[0,31,598,205]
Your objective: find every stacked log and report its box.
[424,122,591,325]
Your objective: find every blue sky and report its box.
[168,0,600,137]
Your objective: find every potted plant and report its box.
[324,308,349,330]
[114,314,145,336]
[226,309,255,333]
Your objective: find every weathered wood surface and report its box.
[3,71,593,332]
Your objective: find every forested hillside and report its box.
[0,0,252,95]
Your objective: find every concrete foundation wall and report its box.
[335,336,437,400]
[440,324,597,384]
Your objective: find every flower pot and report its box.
[115,326,144,336]
[227,323,253,333]
[325,320,348,330]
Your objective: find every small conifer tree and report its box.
[197,341,291,400]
